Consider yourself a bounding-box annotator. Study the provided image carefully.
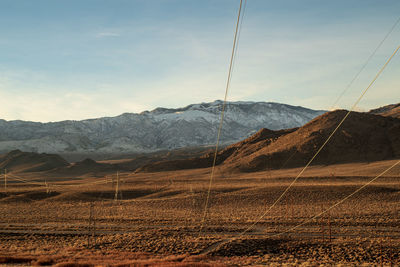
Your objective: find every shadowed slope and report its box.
[0,150,69,173]
[225,110,400,172]
[369,103,400,118]
[137,110,400,173]
[136,128,297,172]
[51,158,116,176]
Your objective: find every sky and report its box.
[0,0,399,122]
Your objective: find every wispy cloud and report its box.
[1,1,399,121]
[96,31,121,38]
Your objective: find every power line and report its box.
[278,14,400,171]
[200,158,400,255]
[199,44,400,254]
[229,0,247,83]
[238,44,400,237]
[199,0,246,234]
[331,15,400,110]
[6,174,46,186]
[268,159,400,238]
[6,173,108,188]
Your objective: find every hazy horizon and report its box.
[1,0,399,122]
[0,99,328,123]
[0,98,386,123]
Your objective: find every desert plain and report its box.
[0,159,399,266]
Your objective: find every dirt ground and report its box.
[0,160,399,266]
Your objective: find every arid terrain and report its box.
[0,159,399,266]
[0,107,399,266]
[2,0,400,264]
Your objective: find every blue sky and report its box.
[0,0,399,122]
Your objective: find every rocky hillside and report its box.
[0,150,69,173]
[137,109,400,173]
[223,110,400,172]
[369,103,400,118]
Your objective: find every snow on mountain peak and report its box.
[0,101,325,154]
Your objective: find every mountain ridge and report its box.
[369,103,400,118]
[0,149,69,173]
[0,100,325,155]
[137,108,400,173]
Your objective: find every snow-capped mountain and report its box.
[0,101,325,154]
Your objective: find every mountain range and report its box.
[138,104,400,173]
[1,103,398,175]
[0,101,325,156]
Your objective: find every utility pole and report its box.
[45,180,50,194]
[87,202,93,247]
[4,169,7,193]
[114,171,119,201]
